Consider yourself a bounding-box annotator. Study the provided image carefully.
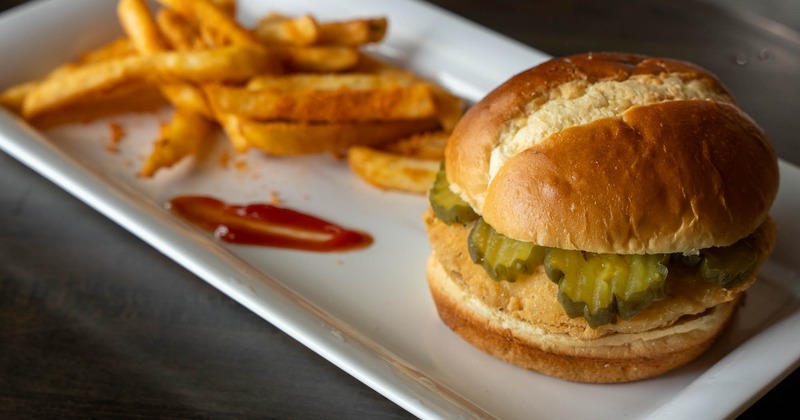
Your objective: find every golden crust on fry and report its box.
[348,146,440,193]
[22,45,277,119]
[5,1,465,187]
[346,130,448,194]
[239,118,440,155]
[140,108,215,177]
[205,82,437,122]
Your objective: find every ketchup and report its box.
[167,195,373,252]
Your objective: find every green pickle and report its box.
[545,249,668,328]
[698,241,757,288]
[468,218,546,282]
[429,163,479,225]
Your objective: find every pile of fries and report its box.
[0,0,463,193]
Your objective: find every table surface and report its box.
[1,0,798,418]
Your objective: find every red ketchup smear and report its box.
[167,195,373,252]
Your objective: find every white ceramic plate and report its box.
[1,1,799,418]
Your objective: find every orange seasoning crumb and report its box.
[219,150,231,169]
[233,159,247,171]
[107,122,125,153]
[269,190,282,205]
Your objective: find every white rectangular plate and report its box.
[1,1,799,418]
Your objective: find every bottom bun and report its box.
[426,254,741,383]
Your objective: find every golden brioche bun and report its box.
[426,52,780,383]
[445,52,779,254]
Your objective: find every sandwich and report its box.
[424,52,779,383]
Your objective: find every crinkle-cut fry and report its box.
[118,0,168,54]
[156,0,258,47]
[156,9,205,51]
[317,17,388,46]
[237,118,440,156]
[379,130,449,160]
[22,45,277,119]
[252,14,319,46]
[205,82,437,122]
[347,145,440,194]
[276,45,359,72]
[140,108,215,177]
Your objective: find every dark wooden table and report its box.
[1,0,798,418]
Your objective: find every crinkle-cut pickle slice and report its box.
[699,240,758,288]
[545,249,668,328]
[428,163,478,225]
[468,218,546,282]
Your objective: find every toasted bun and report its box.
[445,52,779,253]
[424,209,777,383]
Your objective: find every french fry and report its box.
[119,0,215,118]
[317,18,387,46]
[346,130,448,193]
[78,37,137,64]
[0,81,36,115]
[205,81,437,122]
[237,118,440,156]
[245,72,418,90]
[347,145,440,193]
[156,9,206,51]
[4,0,467,190]
[29,84,167,128]
[140,108,215,177]
[156,0,258,47]
[118,0,168,54]
[22,45,277,119]
[252,14,319,46]
[277,45,360,72]
[216,113,250,152]
[430,84,464,132]
[379,130,449,160]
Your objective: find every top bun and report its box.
[445,52,779,254]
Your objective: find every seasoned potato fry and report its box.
[430,84,464,132]
[0,81,36,115]
[379,130,449,160]
[205,82,437,122]
[118,0,168,53]
[29,84,167,128]
[156,9,206,50]
[253,14,319,46]
[238,118,440,155]
[317,18,387,46]
[4,0,466,188]
[156,0,258,47]
[346,130,448,193]
[277,45,360,72]
[140,108,215,177]
[216,113,250,151]
[347,146,440,193]
[245,72,418,90]
[22,45,276,119]
[78,37,137,64]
